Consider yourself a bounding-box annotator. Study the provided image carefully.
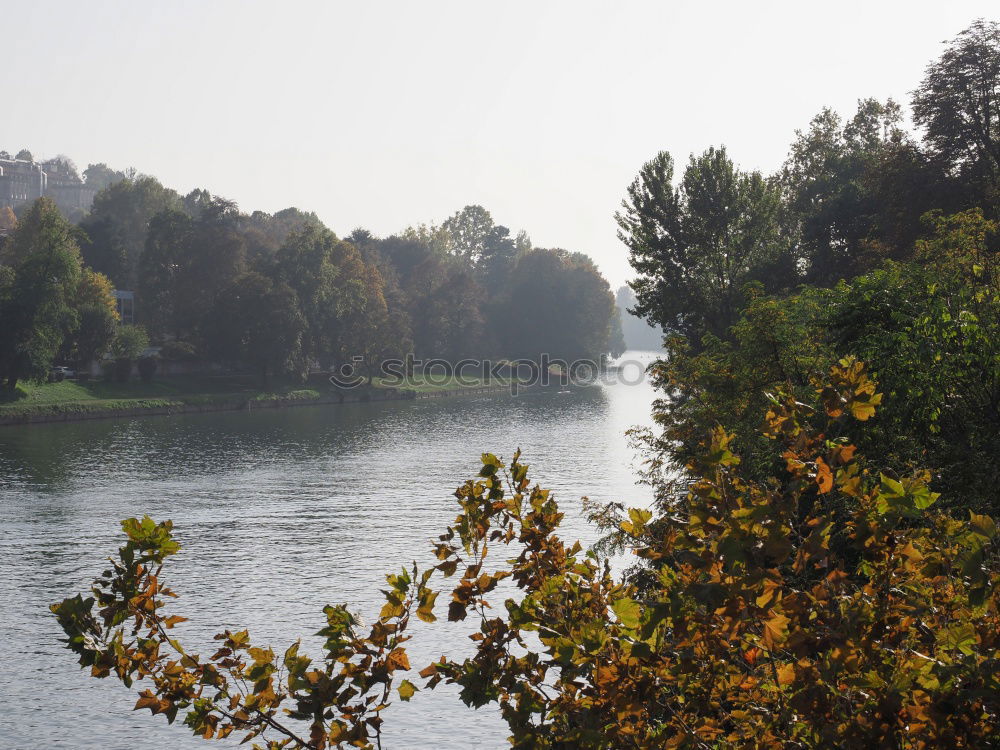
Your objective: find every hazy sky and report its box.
[4,1,997,288]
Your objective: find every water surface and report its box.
[0,356,656,749]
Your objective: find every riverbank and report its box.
[0,375,516,426]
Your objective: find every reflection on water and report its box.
[0,357,656,749]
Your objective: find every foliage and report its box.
[641,211,1000,518]
[618,147,786,342]
[53,361,1000,748]
[781,99,932,284]
[87,176,183,287]
[913,19,1000,199]
[639,284,831,485]
[0,205,17,233]
[497,248,616,363]
[823,209,1000,511]
[608,305,627,358]
[111,324,150,361]
[0,198,83,390]
[205,272,306,385]
[61,267,119,367]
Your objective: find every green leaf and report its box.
[611,597,641,630]
[969,512,997,541]
[398,679,418,701]
[879,474,905,499]
[937,623,977,655]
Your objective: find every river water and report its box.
[0,353,658,749]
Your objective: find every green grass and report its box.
[0,372,514,422]
[0,376,330,421]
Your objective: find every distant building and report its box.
[0,156,97,216]
[42,159,97,214]
[114,290,135,324]
[0,158,46,210]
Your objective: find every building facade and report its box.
[0,158,47,210]
[0,157,97,216]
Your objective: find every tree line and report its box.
[53,18,1000,750]
[1,179,621,390]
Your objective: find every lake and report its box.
[0,353,658,749]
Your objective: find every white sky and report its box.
[4,1,997,289]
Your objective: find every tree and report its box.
[136,199,246,342]
[0,206,17,233]
[913,19,1000,199]
[78,215,129,286]
[61,268,118,368]
[824,209,1000,512]
[440,204,495,262]
[440,205,520,289]
[272,226,363,369]
[205,272,306,385]
[338,263,409,383]
[87,176,182,287]
[618,147,785,343]
[172,197,247,338]
[137,209,192,338]
[83,163,128,192]
[110,324,149,382]
[241,207,325,262]
[0,198,83,390]
[782,99,924,283]
[409,263,485,362]
[14,149,32,162]
[497,248,615,362]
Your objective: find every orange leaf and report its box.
[815,458,833,494]
[385,648,410,672]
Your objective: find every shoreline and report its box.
[0,383,517,427]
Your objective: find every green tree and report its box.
[205,272,306,385]
[61,268,119,368]
[338,263,410,383]
[87,176,182,287]
[272,226,362,369]
[441,205,520,288]
[82,163,128,192]
[136,199,246,342]
[608,305,627,358]
[618,147,785,343]
[913,19,1000,203]
[497,248,615,362]
[137,209,192,338]
[0,198,83,390]
[824,209,1000,511]
[172,198,247,338]
[78,215,129,286]
[782,99,923,283]
[110,323,149,381]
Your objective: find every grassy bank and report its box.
[0,373,515,424]
[0,376,323,421]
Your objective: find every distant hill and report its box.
[616,286,664,351]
